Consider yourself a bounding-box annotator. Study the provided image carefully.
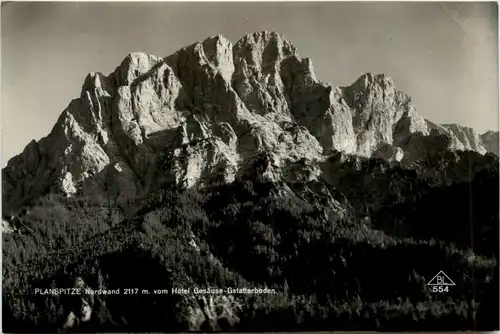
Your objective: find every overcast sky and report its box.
[1,1,498,164]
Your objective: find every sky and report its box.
[1,1,498,164]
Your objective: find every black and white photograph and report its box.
[1,1,499,332]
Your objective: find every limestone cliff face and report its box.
[341,73,430,161]
[2,31,495,210]
[481,130,499,155]
[441,124,487,154]
[425,121,499,157]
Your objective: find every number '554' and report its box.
[432,286,449,293]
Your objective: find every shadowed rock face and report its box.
[2,31,496,211]
[481,130,499,155]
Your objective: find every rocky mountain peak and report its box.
[441,124,486,153]
[350,73,396,92]
[234,31,298,60]
[3,31,497,211]
[112,52,163,87]
[481,130,499,155]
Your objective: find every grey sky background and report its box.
[1,1,498,165]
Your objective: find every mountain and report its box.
[425,121,499,155]
[2,31,499,332]
[3,31,497,213]
[481,130,499,155]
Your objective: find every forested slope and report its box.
[3,151,498,332]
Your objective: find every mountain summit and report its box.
[2,31,497,210]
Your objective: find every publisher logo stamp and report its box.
[427,270,456,293]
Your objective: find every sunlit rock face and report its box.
[61,277,94,330]
[2,31,494,210]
